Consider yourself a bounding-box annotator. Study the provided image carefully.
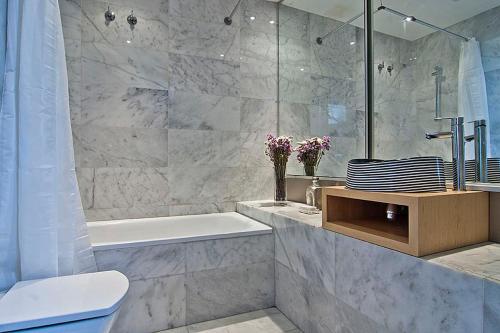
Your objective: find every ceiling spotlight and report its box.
[300,68,305,71]
[405,16,415,22]
[350,41,356,45]
[269,20,275,24]
[220,54,225,58]
[250,16,256,21]
[126,40,131,44]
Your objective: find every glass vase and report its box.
[304,163,316,177]
[274,158,287,204]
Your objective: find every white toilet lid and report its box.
[0,271,129,332]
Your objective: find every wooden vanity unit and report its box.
[322,186,489,257]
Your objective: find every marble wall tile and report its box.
[273,214,335,295]
[485,278,500,333]
[240,61,277,100]
[93,167,170,209]
[85,205,170,221]
[76,167,95,209]
[81,42,169,91]
[185,261,275,324]
[170,53,240,97]
[278,36,310,68]
[241,0,277,35]
[169,202,236,217]
[169,15,240,62]
[240,132,272,168]
[168,167,241,205]
[335,234,484,333]
[278,64,312,104]
[237,167,274,201]
[275,262,311,332]
[80,87,169,129]
[169,92,240,131]
[278,102,311,137]
[94,243,185,281]
[169,0,239,26]
[82,1,169,50]
[278,5,309,41]
[168,130,240,167]
[112,275,186,333]
[186,234,274,272]
[60,0,82,41]
[240,29,277,64]
[73,126,168,167]
[240,98,277,133]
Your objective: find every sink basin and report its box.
[346,156,447,192]
[444,158,500,183]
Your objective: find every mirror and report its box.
[278,0,366,178]
[372,0,500,184]
[279,0,500,185]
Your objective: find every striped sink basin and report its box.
[346,156,447,192]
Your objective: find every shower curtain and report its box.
[0,0,96,292]
[458,38,491,160]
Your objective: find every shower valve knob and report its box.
[127,11,138,26]
[104,6,115,22]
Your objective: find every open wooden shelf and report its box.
[322,186,489,256]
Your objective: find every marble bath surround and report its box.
[237,201,500,333]
[92,213,275,333]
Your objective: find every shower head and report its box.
[224,0,243,25]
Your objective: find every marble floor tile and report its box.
[157,308,299,333]
[185,261,275,324]
[484,278,500,333]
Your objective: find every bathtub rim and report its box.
[88,212,273,251]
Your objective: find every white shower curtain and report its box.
[458,38,491,160]
[0,0,96,292]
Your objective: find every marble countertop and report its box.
[238,200,500,284]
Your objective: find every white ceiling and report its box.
[282,0,500,41]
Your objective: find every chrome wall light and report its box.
[127,10,138,27]
[104,6,115,23]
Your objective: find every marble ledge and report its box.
[236,200,500,284]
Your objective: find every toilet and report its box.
[0,271,128,333]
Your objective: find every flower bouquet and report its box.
[295,136,331,176]
[265,134,293,203]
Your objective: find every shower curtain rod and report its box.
[378,5,471,42]
[316,5,471,45]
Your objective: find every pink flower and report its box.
[265,134,293,163]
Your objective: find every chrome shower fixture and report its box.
[127,10,138,26]
[377,62,384,73]
[104,6,115,23]
[387,64,394,76]
[224,0,243,25]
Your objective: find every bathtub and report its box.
[89,212,275,332]
[88,212,273,251]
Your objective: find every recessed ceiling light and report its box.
[220,54,225,58]
[250,16,256,21]
[269,20,275,24]
[350,41,356,45]
[126,40,131,44]
[300,68,305,71]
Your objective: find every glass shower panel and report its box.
[278,0,365,178]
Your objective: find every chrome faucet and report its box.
[426,117,466,191]
[465,119,488,182]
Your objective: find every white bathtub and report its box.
[88,212,272,250]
